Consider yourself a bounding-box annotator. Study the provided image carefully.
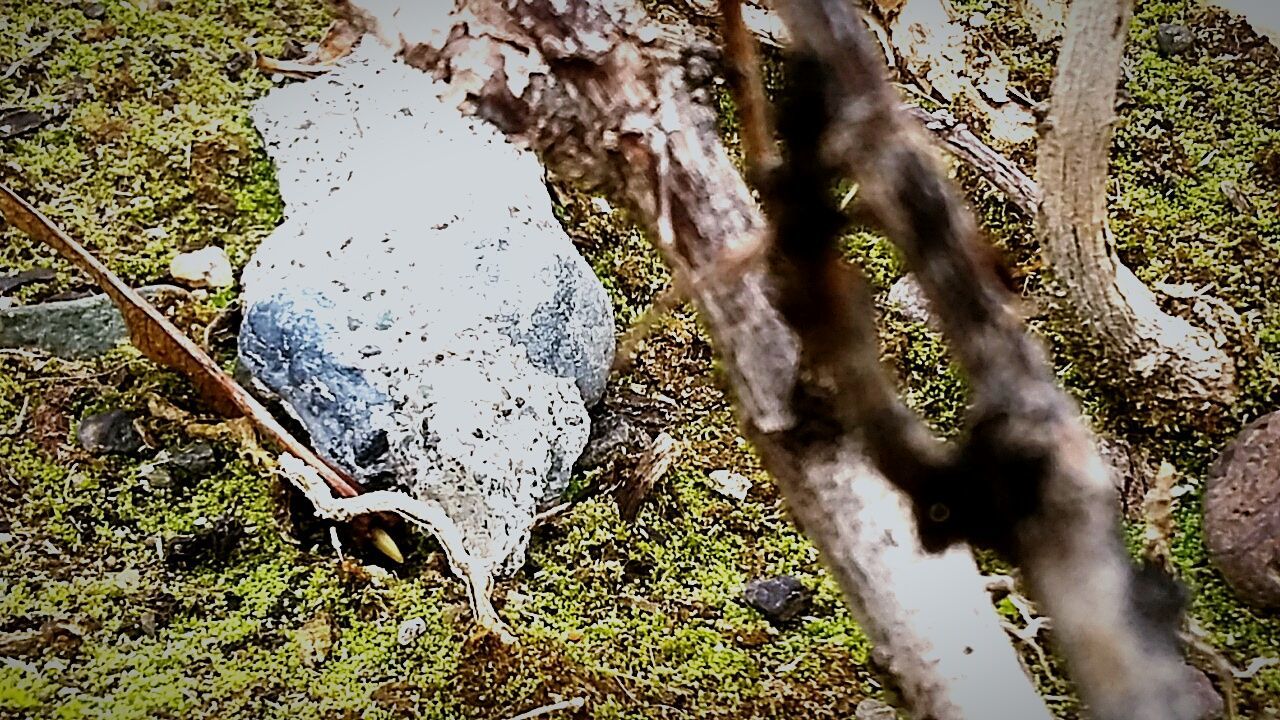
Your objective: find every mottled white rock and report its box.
[169,246,233,288]
[239,42,613,578]
[709,469,751,501]
[886,274,937,328]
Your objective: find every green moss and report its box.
[4,0,1279,718]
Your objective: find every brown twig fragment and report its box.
[718,0,779,179]
[0,185,379,516]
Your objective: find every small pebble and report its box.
[709,469,751,501]
[1157,23,1195,56]
[742,575,811,624]
[81,3,106,20]
[169,246,234,288]
[168,441,218,476]
[397,617,427,646]
[77,409,144,455]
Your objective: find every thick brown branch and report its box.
[340,0,1050,716]
[770,0,1199,717]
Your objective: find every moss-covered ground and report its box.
[0,0,1276,718]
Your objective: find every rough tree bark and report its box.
[1035,0,1235,407]
[336,0,1198,717]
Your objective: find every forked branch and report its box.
[770,0,1196,717]
[337,0,1198,716]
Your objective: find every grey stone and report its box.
[1157,23,1196,56]
[167,441,219,476]
[0,109,49,141]
[742,575,811,624]
[578,408,651,472]
[77,409,144,456]
[0,285,189,358]
[239,291,395,485]
[238,43,612,577]
[1204,410,1280,608]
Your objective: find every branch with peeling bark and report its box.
[337,0,1202,717]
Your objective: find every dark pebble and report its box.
[168,441,219,476]
[0,109,49,140]
[77,409,144,455]
[0,268,56,295]
[1157,23,1195,56]
[81,2,107,19]
[742,575,812,624]
[163,515,244,569]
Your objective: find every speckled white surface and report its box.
[239,42,610,576]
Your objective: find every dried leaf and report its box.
[616,432,679,520]
[295,612,335,667]
[0,184,361,500]
[1233,656,1279,680]
[256,20,360,78]
[315,19,362,64]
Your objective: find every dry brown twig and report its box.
[0,184,402,562]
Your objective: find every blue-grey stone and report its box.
[239,291,395,483]
[0,285,189,358]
